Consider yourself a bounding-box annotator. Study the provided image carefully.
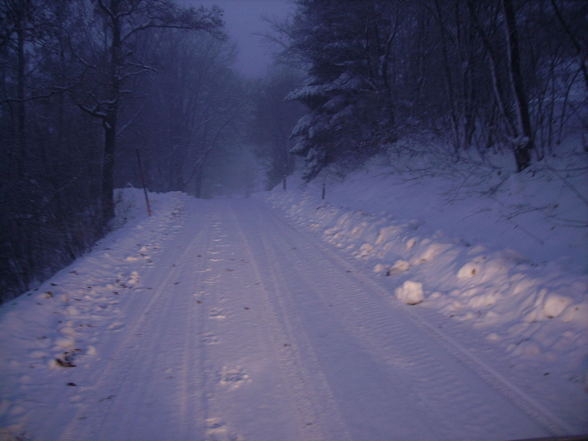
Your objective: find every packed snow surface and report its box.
[0,184,587,441]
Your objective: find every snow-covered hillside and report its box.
[264,141,588,415]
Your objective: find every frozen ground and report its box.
[0,180,587,441]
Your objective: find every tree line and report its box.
[1,0,585,302]
[0,0,304,303]
[280,0,587,180]
[0,0,232,301]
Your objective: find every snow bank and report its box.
[0,188,190,430]
[262,144,588,391]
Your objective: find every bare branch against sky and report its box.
[183,0,295,78]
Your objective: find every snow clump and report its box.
[395,280,424,305]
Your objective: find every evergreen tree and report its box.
[287,0,396,180]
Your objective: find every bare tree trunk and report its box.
[101,4,121,224]
[16,10,26,180]
[408,5,424,120]
[502,0,534,171]
[194,168,204,198]
[102,116,117,223]
[434,0,461,153]
[467,0,516,138]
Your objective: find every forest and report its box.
[1,0,586,302]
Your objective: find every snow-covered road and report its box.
[0,196,581,441]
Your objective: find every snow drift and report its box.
[264,141,588,393]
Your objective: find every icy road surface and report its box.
[0,196,580,441]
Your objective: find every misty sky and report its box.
[185,0,295,78]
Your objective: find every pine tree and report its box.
[287,0,396,180]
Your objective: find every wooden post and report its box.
[135,149,152,216]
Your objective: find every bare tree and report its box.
[117,30,246,198]
[502,0,534,171]
[75,0,224,223]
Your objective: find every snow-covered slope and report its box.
[0,189,193,440]
[264,144,588,407]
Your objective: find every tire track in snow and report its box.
[0,195,187,440]
[177,209,217,441]
[54,201,214,441]
[317,237,574,436]
[257,226,355,441]
[194,210,251,441]
[260,198,574,437]
[258,207,485,440]
[195,204,309,441]
[229,202,353,441]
